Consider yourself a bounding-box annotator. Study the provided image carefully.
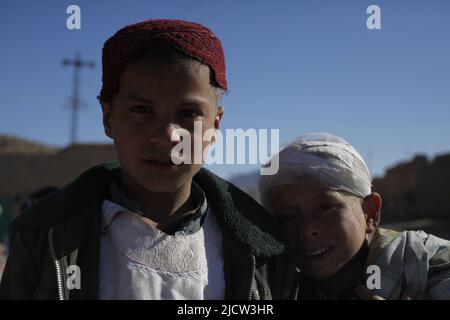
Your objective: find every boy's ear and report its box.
[214,106,224,130]
[100,100,113,139]
[362,192,382,234]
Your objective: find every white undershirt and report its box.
[99,199,225,300]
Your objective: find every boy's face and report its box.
[269,184,370,279]
[101,54,223,193]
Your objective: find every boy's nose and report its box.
[297,221,322,241]
[148,122,182,148]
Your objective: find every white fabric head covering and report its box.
[259,132,372,208]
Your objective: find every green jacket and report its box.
[0,162,298,300]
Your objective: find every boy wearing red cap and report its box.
[0,19,297,300]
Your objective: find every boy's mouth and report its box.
[142,156,183,169]
[304,246,333,258]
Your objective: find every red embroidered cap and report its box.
[99,19,227,101]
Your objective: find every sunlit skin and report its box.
[268,184,381,279]
[100,53,223,230]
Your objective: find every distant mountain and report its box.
[0,134,116,197]
[0,134,59,155]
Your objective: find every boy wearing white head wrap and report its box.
[260,133,450,300]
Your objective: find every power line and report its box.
[62,53,95,145]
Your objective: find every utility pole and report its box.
[62,53,95,145]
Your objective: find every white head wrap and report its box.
[259,132,372,208]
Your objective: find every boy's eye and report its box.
[274,211,296,223]
[318,203,340,215]
[319,204,332,212]
[179,108,202,118]
[275,215,295,224]
[131,106,152,114]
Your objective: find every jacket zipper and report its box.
[48,228,65,300]
[247,254,258,300]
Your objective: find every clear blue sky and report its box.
[1,0,449,180]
